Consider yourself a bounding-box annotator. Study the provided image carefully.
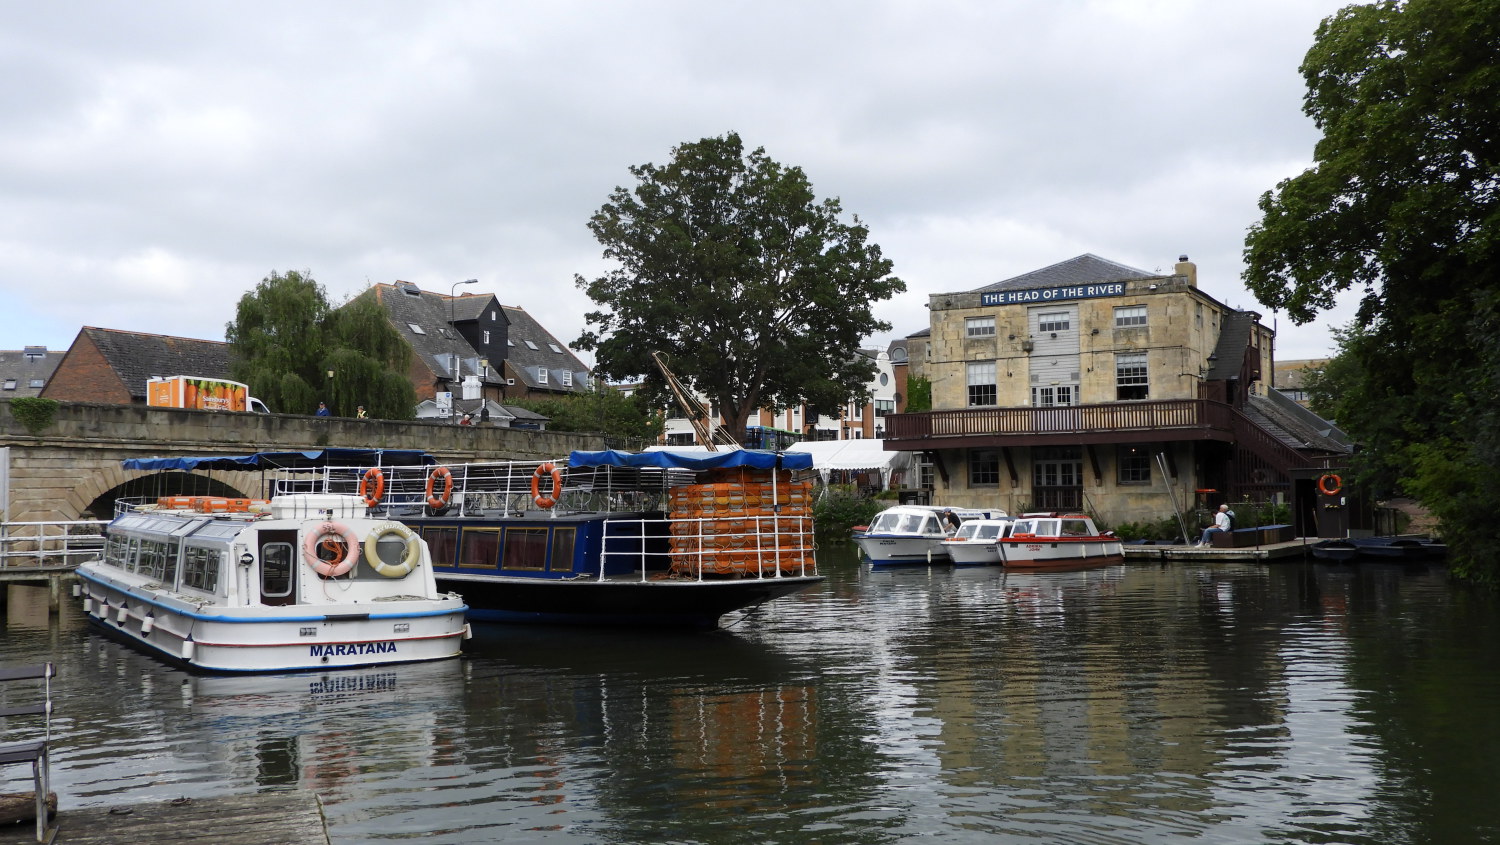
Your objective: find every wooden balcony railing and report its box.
[884,400,1234,441]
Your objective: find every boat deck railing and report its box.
[275,459,698,518]
[600,514,818,582]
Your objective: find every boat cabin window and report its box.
[459,528,502,569]
[261,542,294,598]
[1033,519,1060,536]
[1060,519,1091,536]
[550,528,576,572]
[422,527,459,566]
[105,534,133,571]
[181,544,223,594]
[501,528,548,571]
[975,524,1002,540]
[137,539,174,584]
[1010,520,1034,535]
[954,523,980,540]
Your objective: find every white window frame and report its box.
[1114,305,1147,327]
[965,316,996,338]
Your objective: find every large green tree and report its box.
[507,384,663,442]
[575,132,905,441]
[1243,0,1500,580]
[226,270,417,419]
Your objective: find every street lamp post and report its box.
[449,279,478,421]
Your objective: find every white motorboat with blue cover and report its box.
[75,491,469,673]
[854,505,1006,566]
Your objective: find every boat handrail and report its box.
[598,513,817,583]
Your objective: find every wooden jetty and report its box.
[0,792,331,845]
[1123,537,1314,563]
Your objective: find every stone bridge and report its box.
[1,400,617,521]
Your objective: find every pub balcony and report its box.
[882,399,1237,449]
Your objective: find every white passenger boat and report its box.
[998,512,1124,570]
[939,518,1014,566]
[75,493,469,673]
[854,505,1005,566]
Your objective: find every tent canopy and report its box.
[784,440,911,481]
[570,449,812,471]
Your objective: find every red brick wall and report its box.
[38,334,134,404]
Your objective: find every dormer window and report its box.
[561,370,573,387]
[538,368,549,385]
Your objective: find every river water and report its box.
[2,545,1498,845]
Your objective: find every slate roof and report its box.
[974,254,1158,292]
[370,283,489,382]
[1245,392,1351,455]
[0,347,61,398]
[1207,311,1257,381]
[502,305,590,393]
[83,328,231,399]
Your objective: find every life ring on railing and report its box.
[359,467,385,508]
[1318,473,1343,496]
[425,466,454,509]
[303,521,360,578]
[363,522,421,577]
[531,462,562,509]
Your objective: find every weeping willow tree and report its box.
[226,270,416,418]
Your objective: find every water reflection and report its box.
[1,552,1497,843]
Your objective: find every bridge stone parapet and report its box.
[1,400,611,522]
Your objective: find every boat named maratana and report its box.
[75,493,469,673]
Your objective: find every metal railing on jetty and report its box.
[0,520,107,570]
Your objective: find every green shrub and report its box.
[813,484,884,539]
[8,397,59,436]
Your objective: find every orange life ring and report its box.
[425,466,454,509]
[1318,473,1342,496]
[531,462,562,509]
[359,467,385,507]
[303,521,360,578]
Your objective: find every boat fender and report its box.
[1318,473,1342,496]
[360,467,386,508]
[531,462,563,509]
[426,466,454,510]
[303,521,360,578]
[363,522,421,578]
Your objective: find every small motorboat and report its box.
[998,512,1123,570]
[854,505,1006,566]
[1308,539,1360,562]
[939,519,1013,566]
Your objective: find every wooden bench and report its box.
[0,664,55,843]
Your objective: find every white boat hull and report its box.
[854,535,948,565]
[1000,539,1124,570]
[79,565,467,672]
[942,541,1002,566]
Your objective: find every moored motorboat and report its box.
[74,493,469,673]
[854,505,1006,566]
[998,512,1123,570]
[1308,539,1360,562]
[940,518,1013,566]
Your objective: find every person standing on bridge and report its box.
[356,405,367,419]
[316,402,331,417]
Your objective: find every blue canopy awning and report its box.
[122,448,435,472]
[568,449,812,471]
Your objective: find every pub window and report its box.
[1117,445,1152,484]
[969,449,1001,486]
[965,316,996,338]
[1038,312,1070,332]
[459,528,502,569]
[1116,352,1149,400]
[966,361,997,407]
[501,528,549,571]
[1114,305,1147,327]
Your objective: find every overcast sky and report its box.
[2,1,1361,371]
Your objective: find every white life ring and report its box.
[363,521,422,578]
[303,521,360,578]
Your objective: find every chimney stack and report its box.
[1175,254,1197,287]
